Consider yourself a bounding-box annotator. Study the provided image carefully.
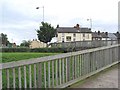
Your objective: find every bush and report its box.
[0,47,69,53]
[30,47,66,53]
[1,48,30,52]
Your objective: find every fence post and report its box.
[67,57,70,81]
[0,64,2,90]
[118,44,120,62]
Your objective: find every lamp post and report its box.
[87,18,92,30]
[36,6,44,22]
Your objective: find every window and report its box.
[66,36,71,41]
[73,33,76,37]
[62,33,64,37]
[83,33,85,37]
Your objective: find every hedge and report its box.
[0,47,73,53]
[1,48,30,52]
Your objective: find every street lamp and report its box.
[36,6,44,22]
[87,18,92,30]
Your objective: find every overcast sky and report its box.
[0,0,119,45]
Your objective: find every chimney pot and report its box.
[76,24,80,30]
[57,24,59,28]
[117,31,119,34]
[105,32,108,35]
[98,31,100,35]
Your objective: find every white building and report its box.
[57,24,92,42]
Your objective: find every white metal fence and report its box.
[0,44,120,89]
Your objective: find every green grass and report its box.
[1,52,61,88]
[0,53,2,63]
[1,52,59,63]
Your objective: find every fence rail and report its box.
[0,44,120,89]
[50,40,118,48]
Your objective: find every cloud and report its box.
[0,0,119,45]
[1,26,38,45]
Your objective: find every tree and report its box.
[0,33,9,47]
[36,22,57,45]
[20,40,30,47]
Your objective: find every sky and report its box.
[0,0,119,45]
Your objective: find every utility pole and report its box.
[87,18,92,30]
[36,6,44,22]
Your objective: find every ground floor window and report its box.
[66,36,71,41]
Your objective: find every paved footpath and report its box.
[69,64,119,88]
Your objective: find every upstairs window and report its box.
[62,33,64,37]
[83,33,85,37]
[73,33,76,37]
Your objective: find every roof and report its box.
[100,33,108,38]
[108,33,117,39]
[92,32,109,38]
[92,32,102,38]
[57,27,92,33]
[114,33,120,39]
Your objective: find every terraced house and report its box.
[57,24,92,42]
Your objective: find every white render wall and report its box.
[57,33,92,42]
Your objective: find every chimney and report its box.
[105,32,108,36]
[76,24,80,30]
[117,31,119,34]
[98,31,100,35]
[89,28,91,30]
[57,24,59,28]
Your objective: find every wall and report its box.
[29,40,47,48]
[57,33,92,42]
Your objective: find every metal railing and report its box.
[0,44,119,89]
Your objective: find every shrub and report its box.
[30,47,66,53]
[1,48,30,52]
[0,47,68,53]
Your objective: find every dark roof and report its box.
[57,27,92,33]
[92,32,108,38]
[108,33,117,39]
[92,32,102,38]
[114,33,120,39]
[101,33,108,38]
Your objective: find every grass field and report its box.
[1,52,61,88]
[1,52,83,88]
[2,52,59,63]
